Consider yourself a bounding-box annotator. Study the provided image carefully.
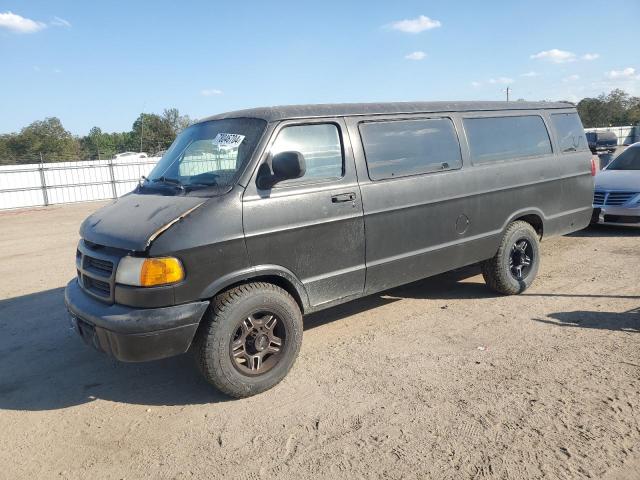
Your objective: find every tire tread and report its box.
[481,221,539,295]
[195,282,301,398]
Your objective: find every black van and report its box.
[586,130,617,154]
[65,101,595,397]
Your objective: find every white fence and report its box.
[0,157,160,210]
[584,125,639,146]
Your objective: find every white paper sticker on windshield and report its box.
[212,133,245,148]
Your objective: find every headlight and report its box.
[116,256,185,287]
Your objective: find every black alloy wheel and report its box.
[509,239,534,281]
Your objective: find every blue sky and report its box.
[1,0,638,135]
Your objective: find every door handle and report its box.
[331,192,356,203]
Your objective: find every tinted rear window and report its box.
[550,113,589,153]
[359,118,462,180]
[464,115,552,163]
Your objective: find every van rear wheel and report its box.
[481,221,540,295]
[195,282,303,398]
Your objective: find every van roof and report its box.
[200,101,574,123]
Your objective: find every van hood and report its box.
[595,170,640,191]
[80,194,205,252]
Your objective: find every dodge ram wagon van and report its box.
[65,101,595,398]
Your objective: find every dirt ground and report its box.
[0,201,639,480]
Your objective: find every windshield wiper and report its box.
[188,180,219,187]
[151,176,185,191]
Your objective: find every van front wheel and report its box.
[481,221,540,295]
[195,282,303,398]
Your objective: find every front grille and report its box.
[605,192,637,206]
[84,256,114,276]
[593,191,638,206]
[593,191,605,206]
[76,241,119,303]
[83,276,111,296]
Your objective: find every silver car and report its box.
[592,142,640,225]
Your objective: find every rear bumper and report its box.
[64,279,209,362]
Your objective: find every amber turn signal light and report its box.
[140,257,184,286]
[116,256,184,287]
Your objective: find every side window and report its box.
[359,118,462,181]
[463,115,552,164]
[270,123,343,184]
[550,113,589,153]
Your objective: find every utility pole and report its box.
[506,86,511,102]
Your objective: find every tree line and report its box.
[1,90,639,165]
[576,89,640,129]
[0,108,192,165]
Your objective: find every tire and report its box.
[194,282,303,398]
[481,221,540,295]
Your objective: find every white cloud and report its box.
[582,53,599,61]
[530,49,576,63]
[51,16,71,28]
[489,77,514,85]
[562,74,580,83]
[520,71,539,77]
[201,88,223,96]
[0,11,46,33]
[471,81,482,87]
[405,51,426,61]
[605,67,639,80]
[388,15,441,33]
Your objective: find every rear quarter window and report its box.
[463,115,552,164]
[359,118,462,181]
[550,113,589,153]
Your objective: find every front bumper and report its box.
[592,206,640,226]
[64,279,209,362]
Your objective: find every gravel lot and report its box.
[0,201,639,480]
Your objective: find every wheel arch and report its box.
[502,208,545,239]
[199,265,310,313]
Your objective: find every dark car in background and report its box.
[586,131,618,154]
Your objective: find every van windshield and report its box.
[145,118,266,192]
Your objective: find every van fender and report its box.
[500,207,546,236]
[199,264,311,311]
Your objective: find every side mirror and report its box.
[257,151,306,189]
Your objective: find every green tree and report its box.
[577,97,608,127]
[9,117,81,163]
[131,113,175,154]
[163,108,192,136]
[80,126,119,159]
[628,103,640,125]
[0,134,15,164]
[577,89,639,127]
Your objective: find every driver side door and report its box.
[242,118,365,308]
